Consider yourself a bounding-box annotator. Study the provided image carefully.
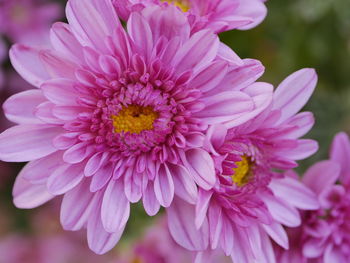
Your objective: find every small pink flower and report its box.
[0,0,62,45]
[113,0,268,33]
[277,132,350,263]
[167,69,320,263]
[0,0,272,254]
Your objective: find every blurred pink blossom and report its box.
[0,0,62,45]
[276,132,350,263]
[114,0,268,33]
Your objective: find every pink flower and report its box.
[118,217,231,263]
[0,0,62,45]
[167,69,320,263]
[113,0,268,33]
[0,37,6,90]
[277,132,350,263]
[0,0,272,254]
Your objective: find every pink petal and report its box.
[236,0,268,30]
[330,132,350,184]
[50,22,84,62]
[47,163,84,195]
[181,149,216,190]
[101,179,130,233]
[262,193,301,227]
[189,60,229,93]
[279,139,319,160]
[127,12,153,60]
[60,179,96,231]
[9,44,49,88]
[154,164,175,207]
[41,78,79,105]
[124,166,142,203]
[208,204,223,249]
[273,68,318,123]
[269,176,319,210]
[63,142,90,164]
[84,152,109,177]
[3,90,45,124]
[221,218,234,255]
[224,82,273,128]
[39,50,77,79]
[262,222,288,249]
[302,160,341,195]
[195,189,213,229]
[280,112,315,139]
[167,198,209,251]
[172,29,219,74]
[142,181,160,216]
[87,203,125,255]
[141,5,190,43]
[204,59,265,96]
[21,152,64,184]
[0,125,61,162]
[90,163,113,192]
[13,174,53,209]
[169,163,198,204]
[195,91,254,124]
[66,0,118,53]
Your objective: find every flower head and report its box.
[113,0,268,33]
[167,69,320,262]
[0,0,62,45]
[0,0,271,254]
[277,132,350,263]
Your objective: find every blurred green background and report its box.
[0,0,350,259]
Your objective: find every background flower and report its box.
[276,132,350,263]
[113,0,267,33]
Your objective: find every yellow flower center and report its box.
[232,156,251,187]
[161,0,190,12]
[111,105,158,134]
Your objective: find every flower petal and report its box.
[181,149,216,190]
[60,179,96,231]
[154,164,175,207]
[13,174,53,209]
[9,44,49,88]
[101,179,130,233]
[0,125,61,162]
[47,163,84,195]
[269,176,319,210]
[167,197,209,251]
[87,202,125,255]
[273,68,317,123]
[302,160,341,195]
[3,90,45,124]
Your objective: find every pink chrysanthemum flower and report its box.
[0,0,62,45]
[0,0,271,254]
[276,132,350,263]
[114,0,268,33]
[167,69,320,263]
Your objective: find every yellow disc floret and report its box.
[112,105,158,134]
[161,0,190,12]
[232,156,251,187]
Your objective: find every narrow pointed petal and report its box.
[101,179,130,233]
[273,68,317,123]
